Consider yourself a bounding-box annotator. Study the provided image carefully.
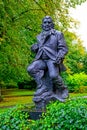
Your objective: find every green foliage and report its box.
[0,105,30,130]
[82,53,87,74]
[66,72,87,92]
[0,97,87,130]
[29,99,87,130]
[64,31,87,74]
[78,86,87,93]
[0,0,87,88]
[18,80,36,90]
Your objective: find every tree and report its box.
[64,31,87,74]
[82,52,87,74]
[0,0,86,89]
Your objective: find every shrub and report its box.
[29,98,87,130]
[0,80,18,89]
[0,105,30,130]
[18,80,36,90]
[66,72,87,92]
[78,86,87,93]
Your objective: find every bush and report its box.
[66,72,87,92]
[18,80,36,90]
[0,80,18,89]
[0,105,30,130]
[78,86,87,93]
[29,98,87,130]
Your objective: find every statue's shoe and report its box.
[61,88,69,99]
[34,86,47,96]
[54,86,69,100]
[51,94,65,102]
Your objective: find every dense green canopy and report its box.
[0,0,87,87]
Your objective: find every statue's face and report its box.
[42,17,53,31]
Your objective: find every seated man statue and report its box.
[27,16,69,109]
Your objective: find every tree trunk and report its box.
[0,87,2,101]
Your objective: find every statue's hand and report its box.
[31,43,39,52]
[55,57,62,64]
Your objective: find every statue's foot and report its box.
[61,87,69,99]
[34,86,47,96]
[52,94,65,102]
[55,86,69,100]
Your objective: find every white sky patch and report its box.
[70,1,87,49]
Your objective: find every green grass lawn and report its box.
[0,96,33,107]
[69,93,87,98]
[2,88,34,97]
[0,96,34,113]
[0,89,34,113]
[0,88,87,113]
[0,108,9,113]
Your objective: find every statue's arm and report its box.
[56,32,68,64]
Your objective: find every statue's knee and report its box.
[27,65,33,73]
[50,73,58,80]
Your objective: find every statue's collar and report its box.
[41,29,56,36]
[37,29,56,43]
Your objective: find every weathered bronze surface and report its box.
[27,16,69,110]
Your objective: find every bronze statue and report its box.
[27,16,69,110]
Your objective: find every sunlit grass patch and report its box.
[70,93,87,98]
[0,96,33,108]
[2,88,34,97]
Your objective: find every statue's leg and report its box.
[27,60,47,95]
[27,60,46,78]
[47,60,69,100]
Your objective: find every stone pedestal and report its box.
[29,111,43,120]
[33,71,69,111]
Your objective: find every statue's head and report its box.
[42,16,54,31]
